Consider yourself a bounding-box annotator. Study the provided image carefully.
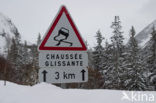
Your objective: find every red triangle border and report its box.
[39,6,87,51]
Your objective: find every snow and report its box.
[139,34,151,48]
[0,81,156,103]
[135,20,156,48]
[0,13,16,55]
[0,36,6,54]
[0,13,16,37]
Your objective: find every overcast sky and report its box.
[0,0,156,47]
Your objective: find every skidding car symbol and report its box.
[54,27,73,46]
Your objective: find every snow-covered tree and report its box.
[7,28,26,83]
[107,16,125,89]
[92,30,104,72]
[102,40,115,88]
[8,38,21,82]
[123,26,147,90]
[147,26,156,90]
[8,38,18,68]
[110,16,124,55]
[13,28,21,45]
[22,41,30,64]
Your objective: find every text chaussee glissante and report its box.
[44,53,84,67]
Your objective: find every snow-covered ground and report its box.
[0,81,156,103]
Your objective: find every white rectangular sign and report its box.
[39,68,88,83]
[39,51,88,68]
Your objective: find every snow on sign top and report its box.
[39,6,87,51]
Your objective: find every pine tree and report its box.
[108,16,125,89]
[8,38,20,82]
[13,28,21,45]
[124,26,147,90]
[8,28,23,83]
[147,26,156,90]
[22,41,29,64]
[92,30,104,72]
[102,40,115,88]
[28,34,42,84]
[8,38,18,68]
[111,16,124,55]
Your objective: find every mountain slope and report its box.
[135,20,156,47]
[0,13,17,55]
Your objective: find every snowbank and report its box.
[0,81,155,103]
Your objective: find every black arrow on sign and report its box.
[42,70,47,82]
[81,69,86,81]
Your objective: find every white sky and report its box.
[0,0,156,47]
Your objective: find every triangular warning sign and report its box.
[39,6,87,51]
